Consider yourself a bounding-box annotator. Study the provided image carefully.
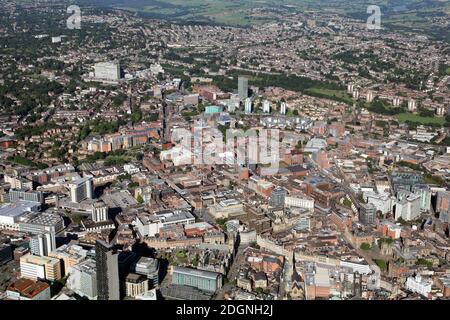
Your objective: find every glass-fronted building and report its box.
[205,105,224,115]
[172,266,222,293]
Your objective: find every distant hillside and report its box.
[76,0,450,41]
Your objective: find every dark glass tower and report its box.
[95,240,120,300]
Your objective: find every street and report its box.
[214,246,246,299]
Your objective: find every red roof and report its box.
[7,278,49,298]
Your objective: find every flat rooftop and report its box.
[102,190,137,208]
[73,259,97,275]
[184,222,213,230]
[126,273,147,283]
[0,200,40,218]
[136,256,159,269]
[173,266,220,280]
[22,213,63,226]
[139,209,195,225]
[67,177,92,186]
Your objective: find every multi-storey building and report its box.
[48,244,88,276]
[395,194,421,221]
[436,190,450,213]
[92,201,109,222]
[135,209,195,237]
[0,201,41,231]
[134,257,160,288]
[20,254,61,281]
[8,189,44,204]
[269,187,286,208]
[68,177,94,203]
[280,101,287,115]
[19,213,65,235]
[285,194,314,212]
[365,192,394,215]
[0,243,13,266]
[125,273,149,297]
[263,100,271,113]
[412,184,431,212]
[244,97,252,114]
[406,275,432,297]
[171,266,222,293]
[359,203,376,225]
[238,76,248,100]
[96,240,120,300]
[66,258,97,300]
[30,233,56,257]
[208,199,245,219]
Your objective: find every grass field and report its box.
[304,88,353,105]
[396,113,445,125]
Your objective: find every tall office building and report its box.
[269,187,287,208]
[412,184,431,212]
[134,257,160,288]
[436,191,450,213]
[92,201,108,222]
[263,100,271,113]
[393,97,401,107]
[366,91,374,103]
[366,192,394,215]
[68,177,94,203]
[238,76,248,100]
[280,101,287,115]
[67,259,97,300]
[359,203,376,225]
[436,105,446,116]
[94,62,121,81]
[161,103,171,144]
[244,98,252,114]
[347,83,354,93]
[395,194,421,221]
[30,233,56,257]
[0,244,13,266]
[96,240,120,300]
[408,99,417,112]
